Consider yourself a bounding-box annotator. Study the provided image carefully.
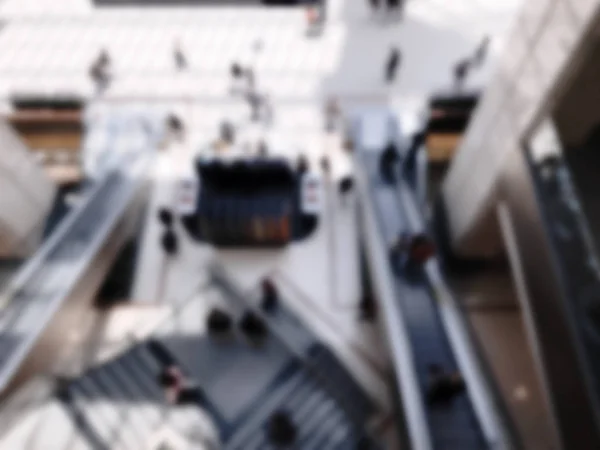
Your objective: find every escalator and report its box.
[0,151,151,396]
[351,109,511,450]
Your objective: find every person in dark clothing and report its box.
[239,310,268,341]
[379,141,399,183]
[453,58,471,91]
[167,114,184,141]
[158,365,202,406]
[158,207,173,227]
[296,154,310,175]
[220,120,235,144]
[359,292,376,321]
[267,410,297,446]
[174,40,187,70]
[161,229,178,256]
[389,232,435,275]
[261,278,279,312]
[369,0,380,11]
[90,49,112,94]
[385,47,401,83]
[339,176,354,195]
[207,308,233,335]
[426,364,465,405]
[472,36,490,67]
[338,175,354,206]
[231,62,244,79]
[402,130,426,175]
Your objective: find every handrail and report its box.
[352,149,433,450]
[272,268,388,379]
[391,169,513,450]
[0,152,151,394]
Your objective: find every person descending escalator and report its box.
[158,365,203,406]
[267,410,297,447]
[426,364,465,405]
[338,175,354,206]
[379,141,399,183]
[389,231,436,276]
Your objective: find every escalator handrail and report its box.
[352,153,434,450]
[0,153,151,393]
[391,171,512,450]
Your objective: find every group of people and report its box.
[383,35,491,89]
[89,40,191,94]
[229,61,274,127]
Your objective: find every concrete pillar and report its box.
[0,120,56,258]
[442,0,600,258]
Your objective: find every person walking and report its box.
[379,141,399,183]
[174,39,187,70]
[472,36,490,67]
[324,97,341,133]
[453,57,471,91]
[385,47,401,84]
[90,49,112,94]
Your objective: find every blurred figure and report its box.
[247,90,263,122]
[267,411,297,447]
[385,47,401,83]
[231,62,244,79]
[261,278,279,312]
[403,130,426,174]
[257,140,269,158]
[246,66,256,90]
[220,120,235,145]
[379,141,399,183]
[158,365,202,405]
[338,175,354,206]
[368,0,380,12]
[89,49,112,94]
[453,58,471,91]
[426,364,465,405]
[296,154,310,175]
[324,97,341,133]
[472,36,491,67]
[167,113,184,141]
[389,231,435,275]
[174,39,187,70]
[161,229,178,256]
[320,155,331,175]
[207,308,233,336]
